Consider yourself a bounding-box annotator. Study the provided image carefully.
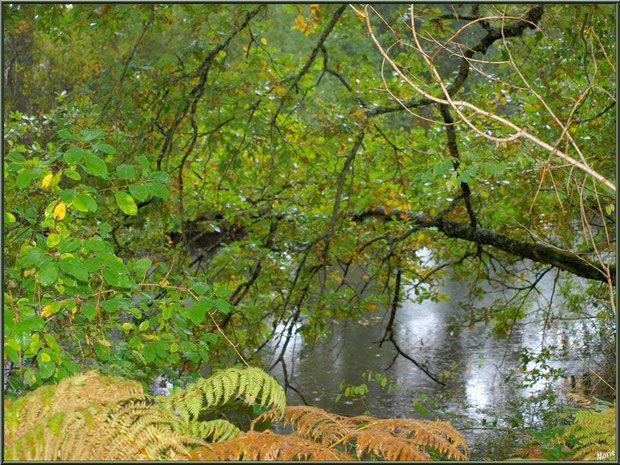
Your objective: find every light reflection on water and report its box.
[263,250,594,456]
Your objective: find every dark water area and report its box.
[262,250,598,459]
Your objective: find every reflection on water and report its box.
[263,250,594,457]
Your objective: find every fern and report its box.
[560,403,616,460]
[4,384,202,460]
[5,369,470,461]
[214,406,469,460]
[189,430,354,460]
[164,366,287,424]
[4,367,283,460]
[186,419,241,442]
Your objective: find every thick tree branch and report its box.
[351,207,615,284]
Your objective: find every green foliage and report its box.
[3,9,615,460]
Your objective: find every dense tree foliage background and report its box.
[3,2,615,426]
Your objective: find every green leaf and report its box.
[116,163,136,180]
[59,257,89,281]
[58,237,81,253]
[102,260,134,288]
[130,258,152,276]
[20,312,45,332]
[84,237,107,252]
[38,358,57,380]
[5,342,20,364]
[72,193,98,212]
[39,262,59,286]
[154,340,170,358]
[64,147,86,164]
[79,128,103,141]
[64,169,81,180]
[147,181,168,199]
[191,282,211,295]
[128,183,149,202]
[413,399,429,416]
[203,333,218,344]
[93,142,117,154]
[188,299,208,325]
[150,171,169,182]
[198,342,210,362]
[20,247,47,268]
[81,302,97,321]
[214,298,232,315]
[44,334,61,352]
[16,169,36,189]
[46,234,61,248]
[82,152,109,178]
[143,344,156,363]
[138,321,150,331]
[115,191,138,215]
[7,151,26,162]
[60,188,76,202]
[58,128,78,140]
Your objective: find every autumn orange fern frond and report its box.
[351,418,469,461]
[249,405,469,461]
[190,430,354,460]
[254,405,353,444]
[4,370,145,446]
[4,389,202,460]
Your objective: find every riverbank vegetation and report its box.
[3,3,616,460]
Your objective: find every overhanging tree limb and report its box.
[351,207,615,284]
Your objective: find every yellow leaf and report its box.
[41,305,53,318]
[53,202,66,221]
[39,352,51,362]
[41,173,53,189]
[261,37,267,45]
[98,339,112,347]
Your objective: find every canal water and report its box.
[263,250,598,459]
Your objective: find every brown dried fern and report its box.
[4,367,284,460]
[4,374,203,460]
[249,406,470,461]
[190,430,354,460]
[253,405,354,444]
[4,370,144,445]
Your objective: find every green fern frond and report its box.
[164,366,286,423]
[559,403,616,460]
[188,419,241,442]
